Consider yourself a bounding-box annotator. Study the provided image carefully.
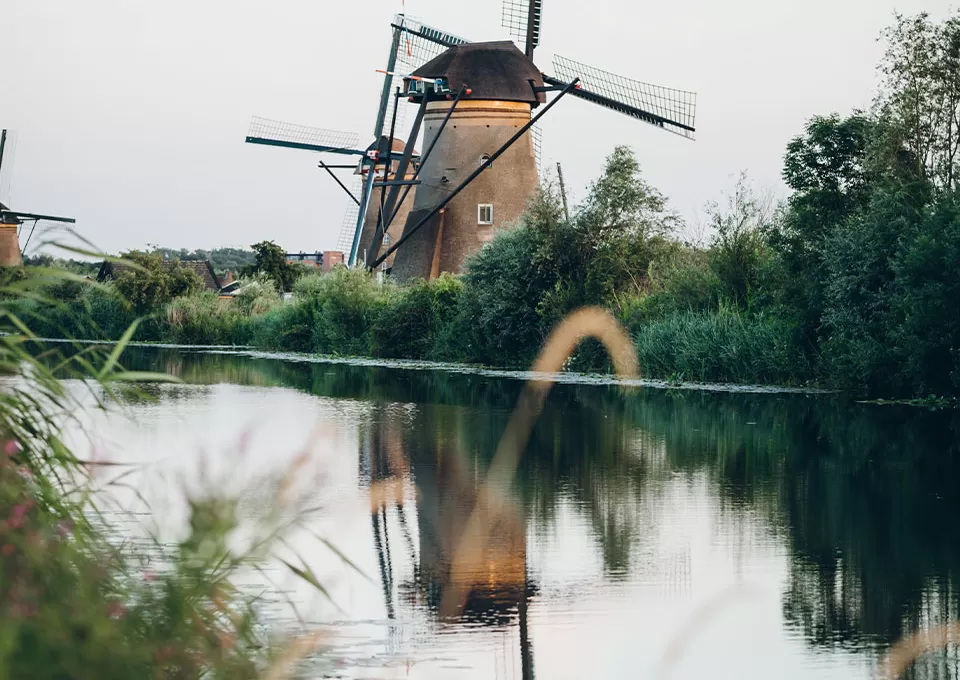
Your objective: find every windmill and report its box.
[366,1,697,280]
[0,129,76,266]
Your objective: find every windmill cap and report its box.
[411,41,545,106]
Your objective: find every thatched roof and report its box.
[97,259,222,292]
[412,41,545,105]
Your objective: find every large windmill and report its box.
[0,129,76,266]
[244,1,696,277]
[374,2,697,280]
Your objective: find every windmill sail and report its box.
[336,176,364,252]
[245,117,362,155]
[502,0,542,58]
[548,55,697,140]
[380,15,470,137]
[0,129,17,208]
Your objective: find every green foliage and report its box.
[23,254,100,277]
[164,292,254,346]
[371,274,463,360]
[112,251,203,314]
[151,247,255,276]
[242,241,300,292]
[706,173,774,307]
[770,113,877,340]
[876,12,960,188]
[308,268,383,355]
[624,247,723,324]
[629,308,810,385]
[892,195,960,394]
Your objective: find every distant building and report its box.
[97,259,222,292]
[284,251,346,273]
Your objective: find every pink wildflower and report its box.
[3,440,21,457]
[1,544,13,556]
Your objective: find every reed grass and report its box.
[629,308,810,386]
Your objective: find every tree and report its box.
[242,241,300,292]
[876,12,960,189]
[112,251,203,313]
[575,146,680,303]
[707,172,773,306]
[770,114,876,341]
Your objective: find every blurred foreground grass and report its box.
[0,262,335,679]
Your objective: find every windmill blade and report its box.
[548,55,697,140]
[379,15,471,136]
[245,117,363,155]
[336,176,364,253]
[532,123,544,178]
[0,129,18,208]
[391,14,469,58]
[502,0,542,58]
[0,210,75,224]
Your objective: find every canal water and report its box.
[62,346,960,679]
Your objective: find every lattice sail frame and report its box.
[0,129,18,208]
[335,176,364,253]
[247,117,361,152]
[552,55,697,140]
[381,15,470,136]
[502,0,542,54]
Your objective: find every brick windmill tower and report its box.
[365,2,698,281]
[387,42,546,281]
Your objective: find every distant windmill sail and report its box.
[245,117,362,155]
[0,129,18,208]
[502,0,542,58]
[549,55,697,140]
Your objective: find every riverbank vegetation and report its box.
[19,11,960,398]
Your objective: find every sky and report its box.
[3,0,955,255]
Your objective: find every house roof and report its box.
[98,259,222,292]
[412,41,545,105]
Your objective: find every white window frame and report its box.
[477,204,494,225]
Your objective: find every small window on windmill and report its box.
[479,153,491,167]
[478,204,494,225]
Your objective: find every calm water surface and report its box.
[63,347,960,679]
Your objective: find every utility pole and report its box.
[556,162,570,221]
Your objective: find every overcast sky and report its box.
[3,0,954,255]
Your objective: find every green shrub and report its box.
[245,299,316,352]
[164,292,249,345]
[113,251,203,313]
[310,267,384,356]
[629,308,809,385]
[371,274,464,360]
